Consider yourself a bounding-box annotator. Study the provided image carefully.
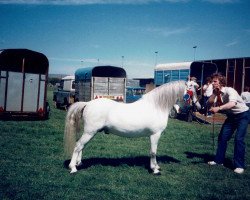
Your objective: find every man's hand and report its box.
[209,106,220,114]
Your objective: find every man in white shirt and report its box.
[203,77,213,116]
[207,73,249,174]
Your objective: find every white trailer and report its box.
[0,49,49,119]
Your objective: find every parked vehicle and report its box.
[0,49,50,119]
[126,86,146,103]
[75,66,126,102]
[53,75,75,109]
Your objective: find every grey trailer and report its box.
[75,66,126,102]
[0,49,49,119]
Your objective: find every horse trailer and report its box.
[75,66,126,102]
[154,62,191,86]
[155,58,250,95]
[0,49,50,119]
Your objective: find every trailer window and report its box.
[72,81,75,89]
[171,70,180,81]
[164,74,170,83]
[155,71,164,85]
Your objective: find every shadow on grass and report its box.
[184,151,234,169]
[0,115,49,121]
[64,155,180,173]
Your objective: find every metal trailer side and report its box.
[0,49,49,119]
[75,66,126,102]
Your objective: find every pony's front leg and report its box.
[69,133,95,174]
[150,132,162,175]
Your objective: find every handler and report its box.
[207,73,249,174]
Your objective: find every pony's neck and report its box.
[142,81,185,111]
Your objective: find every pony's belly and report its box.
[106,127,153,138]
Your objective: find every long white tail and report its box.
[64,102,87,158]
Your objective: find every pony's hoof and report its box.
[76,161,82,167]
[152,168,161,175]
[153,171,161,175]
[70,167,77,174]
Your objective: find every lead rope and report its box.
[211,100,217,151]
[212,112,215,151]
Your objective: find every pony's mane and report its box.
[142,81,186,110]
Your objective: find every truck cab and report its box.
[53,75,75,109]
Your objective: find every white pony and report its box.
[64,80,199,175]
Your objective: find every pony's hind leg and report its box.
[150,132,162,175]
[69,132,95,173]
[76,150,82,167]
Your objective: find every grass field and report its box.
[1,89,250,200]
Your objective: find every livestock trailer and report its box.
[200,57,250,94]
[154,62,191,86]
[154,61,217,90]
[0,49,49,119]
[155,58,250,95]
[75,66,126,102]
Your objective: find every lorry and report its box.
[75,66,126,102]
[53,75,75,109]
[0,48,50,119]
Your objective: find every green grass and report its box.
[0,89,250,199]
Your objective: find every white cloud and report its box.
[0,0,240,4]
[225,40,238,47]
[91,44,101,49]
[49,57,98,63]
[202,0,239,4]
[133,26,190,37]
[0,0,189,5]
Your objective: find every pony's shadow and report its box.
[64,155,180,173]
[184,151,234,169]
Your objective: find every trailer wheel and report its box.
[56,102,60,109]
[44,102,50,120]
[186,110,193,122]
[64,98,69,111]
[169,107,177,119]
[53,96,60,108]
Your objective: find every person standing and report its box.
[241,86,250,108]
[188,76,200,91]
[202,77,213,116]
[207,73,249,174]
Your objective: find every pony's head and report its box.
[184,81,201,110]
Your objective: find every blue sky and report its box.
[0,0,249,78]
